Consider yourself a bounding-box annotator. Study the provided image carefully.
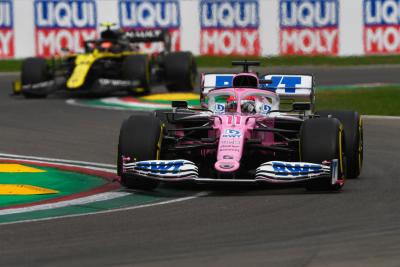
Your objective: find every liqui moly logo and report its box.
[280,0,339,55]
[0,0,14,58]
[364,0,400,54]
[34,0,97,57]
[200,0,260,56]
[119,0,181,53]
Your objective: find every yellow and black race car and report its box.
[13,24,197,98]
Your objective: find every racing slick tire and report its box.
[21,57,49,98]
[164,52,197,92]
[317,110,363,179]
[118,115,162,190]
[122,55,150,95]
[300,118,345,191]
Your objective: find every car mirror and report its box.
[171,101,188,109]
[292,102,311,111]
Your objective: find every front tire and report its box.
[118,115,162,190]
[300,118,345,191]
[317,110,363,178]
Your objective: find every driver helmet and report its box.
[100,41,113,51]
[226,96,256,114]
[241,96,256,114]
[226,96,237,113]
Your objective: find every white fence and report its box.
[0,0,398,58]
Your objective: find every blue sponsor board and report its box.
[200,0,259,29]
[364,0,400,26]
[119,0,180,29]
[34,0,97,28]
[0,0,13,28]
[280,0,339,29]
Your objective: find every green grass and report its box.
[316,87,400,116]
[0,60,22,72]
[3,55,400,72]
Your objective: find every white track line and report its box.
[0,152,115,169]
[66,99,132,111]
[0,192,207,226]
[362,115,400,120]
[0,191,131,216]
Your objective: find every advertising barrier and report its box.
[34,0,97,56]
[199,0,260,55]
[363,0,400,54]
[0,0,14,58]
[119,0,181,52]
[3,0,400,58]
[279,0,339,55]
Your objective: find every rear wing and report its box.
[261,74,315,111]
[125,29,171,51]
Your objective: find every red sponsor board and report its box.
[364,26,400,54]
[200,29,260,56]
[280,28,339,55]
[0,28,13,58]
[35,28,97,57]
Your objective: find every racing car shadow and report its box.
[120,182,341,198]
[172,183,342,196]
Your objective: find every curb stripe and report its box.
[0,158,120,211]
[0,192,207,226]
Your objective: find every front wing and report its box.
[122,159,339,185]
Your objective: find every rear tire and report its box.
[122,55,150,95]
[21,57,49,98]
[118,115,162,190]
[300,118,345,191]
[164,52,197,92]
[317,110,363,178]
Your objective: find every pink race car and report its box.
[118,61,363,191]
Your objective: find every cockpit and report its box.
[207,88,280,115]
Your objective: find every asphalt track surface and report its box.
[1,66,400,266]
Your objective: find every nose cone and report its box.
[214,160,240,173]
